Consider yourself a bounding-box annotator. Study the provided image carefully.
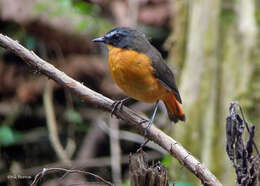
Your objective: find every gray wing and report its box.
[146,46,182,104]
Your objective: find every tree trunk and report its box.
[167,0,259,185]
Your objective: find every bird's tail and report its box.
[162,92,186,123]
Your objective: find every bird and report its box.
[92,27,185,131]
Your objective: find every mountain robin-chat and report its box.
[92,27,185,132]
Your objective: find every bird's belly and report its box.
[108,48,167,103]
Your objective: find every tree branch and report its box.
[0,33,222,186]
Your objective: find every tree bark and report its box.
[168,0,259,185]
[129,152,168,186]
[169,0,221,184]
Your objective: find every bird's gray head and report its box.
[92,27,150,52]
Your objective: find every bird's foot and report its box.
[145,119,153,136]
[139,100,160,137]
[139,118,152,137]
[111,97,131,117]
[136,120,152,152]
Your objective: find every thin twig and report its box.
[31,168,114,186]
[137,139,150,153]
[43,82,71,165]
[109,118,122,185]
[0,33,222,186]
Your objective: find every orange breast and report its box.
[107,45,168,103]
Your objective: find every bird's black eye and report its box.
[113,33,120,41]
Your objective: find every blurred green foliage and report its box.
[73,1,100,15]
[220,9,236,26]
[0,125,22,146]
[34,0,113,36]
[173,181,194,186]
[122,180,130,186]
[63,109,89,132]
[255,10,260,24]
[64,109,83,125]
[24,35,37,50]
[161,154,172,168]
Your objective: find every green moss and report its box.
[255,10,260,24]
[220,9,236,27]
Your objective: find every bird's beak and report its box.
[92,37,105,43]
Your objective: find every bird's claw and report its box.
[139,118,152,137]
[139,118,149,124]
[111,100,124,117]
[111,98,131,117]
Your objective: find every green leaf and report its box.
[161,154,172,167]
[0,126,21,146]
[64,109,83,124]
[73,1,100,15]
[35,2,49,13]
[122,180,130,186]
[174,181,194,186]
[24,35,37,50]
[73,2,92,13]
